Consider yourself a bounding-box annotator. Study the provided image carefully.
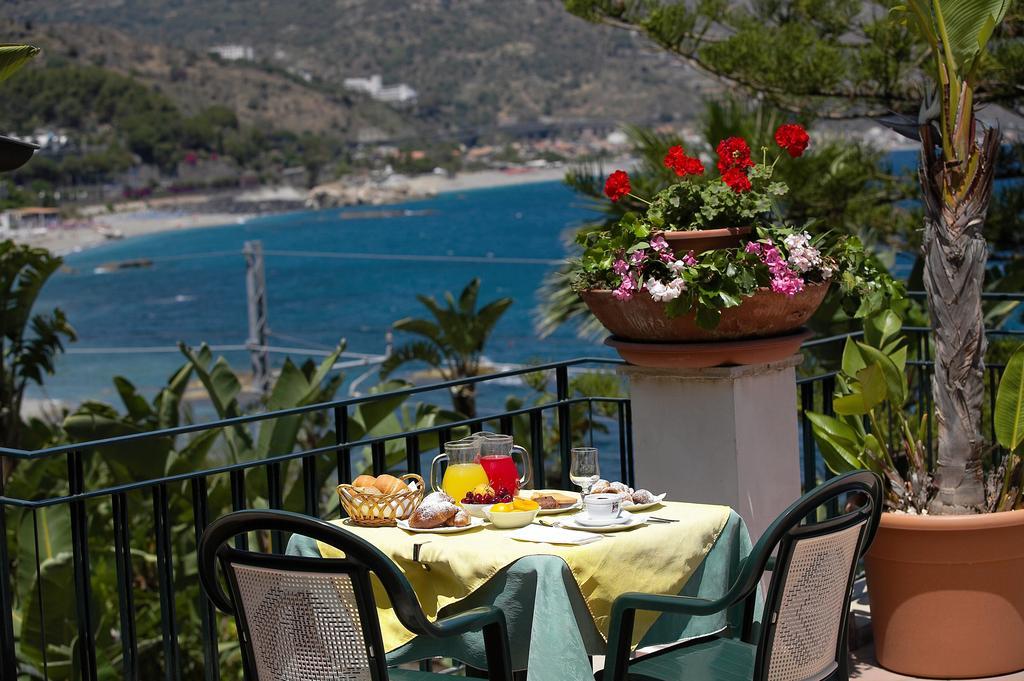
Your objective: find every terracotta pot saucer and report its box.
[605,327,813,369]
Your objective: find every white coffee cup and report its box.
[583,493,621,521]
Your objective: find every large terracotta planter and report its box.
[580,281,829,343]
[662,226,752,255]
[865,510,1024,678]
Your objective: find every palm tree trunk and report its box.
[452,385,477,419]
[921,125,1000,514]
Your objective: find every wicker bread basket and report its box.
[336,474,425,527]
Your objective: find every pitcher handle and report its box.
[511,445,533,490]
[429,453,448,493]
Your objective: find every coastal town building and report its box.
[0,206,59,234]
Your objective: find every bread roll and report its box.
[374,474,409,495]
[448,508,470,527]
[353,486,381,496]
[409,500,457,528]
[631,489,657,505]
[353,474,377,488]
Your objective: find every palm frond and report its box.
[379,340,444,378]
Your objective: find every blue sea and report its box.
[32,181,614,405]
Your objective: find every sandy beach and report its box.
[7,165,572,256]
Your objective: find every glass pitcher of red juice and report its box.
[474,432,532,493]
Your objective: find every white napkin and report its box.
[509,523,604,545]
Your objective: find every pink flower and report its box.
[771,273,805,296]
[748,240,805,297]
[613,273,638,300]
[650,235,669,252]
[612,259,629,276]
[681,250,697,266]
[630,249,647,265]
[659,250,675,263]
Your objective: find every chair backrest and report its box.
[198,510,434,681]
[752,471,882,681]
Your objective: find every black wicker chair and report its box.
[602,470,883,681]
[199,509,513,681]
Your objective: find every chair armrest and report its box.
[765,555,776,572]
[432,606,506,637]
[604,593,730,681]
[614,592,725,618]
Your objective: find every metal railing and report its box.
[0,358,633,681]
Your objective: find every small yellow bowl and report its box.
[484,507,539,529]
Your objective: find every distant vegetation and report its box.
[4,1,708,129]
[0,61,354,203]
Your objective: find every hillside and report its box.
[1,19,419,139]
[4,0,714,130]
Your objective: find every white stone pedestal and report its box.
[621,355,802,540]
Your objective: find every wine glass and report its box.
[569,447,600,495]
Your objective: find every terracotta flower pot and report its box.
[580,281,829,343]
[661,227,752,255]
[865,510,1024,678]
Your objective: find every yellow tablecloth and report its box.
[316,501,731,651]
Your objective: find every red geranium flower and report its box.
[664,145,686,171]
[775,123,810,158]
[682,156,705,175]
[664,145,705,177]
[722,167,752,193]
[604,170,631,202]
[716,137,754,173]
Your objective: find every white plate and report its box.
[574,510,632,527]
[519,490,583,515]
[557,513,647,533]
[395,516,486,534]
[622,493,667,512]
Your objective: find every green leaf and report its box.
[833,363,887,415]
[807,411,865,474]
[806,411,861,446]
[938,0,1011,73]
[995,346,1024,452]
[855,341,907,405]
[841,337,867,378]
[863,310,902,349]
[113,376,152,422]
[0,44,39,84]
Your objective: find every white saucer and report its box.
[559,513,646,533]
[573,510,633,527]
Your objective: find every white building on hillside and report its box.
[343,74,417,105]
[209,44,254,61]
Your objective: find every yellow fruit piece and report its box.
[512,498,539,511]
[473,483,495,496]
[490,502,515,513]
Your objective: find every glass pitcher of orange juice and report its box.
[430,438,489,503]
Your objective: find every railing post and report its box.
[556,365,571,489]
[800,383,816,492]
[112,492,139,681]
[0,489,16,680]
[68,449,98,681]
[191,478,219,681]
[153,483,181,681]
[335,406,350,486]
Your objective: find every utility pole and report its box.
[244,240,271,395]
